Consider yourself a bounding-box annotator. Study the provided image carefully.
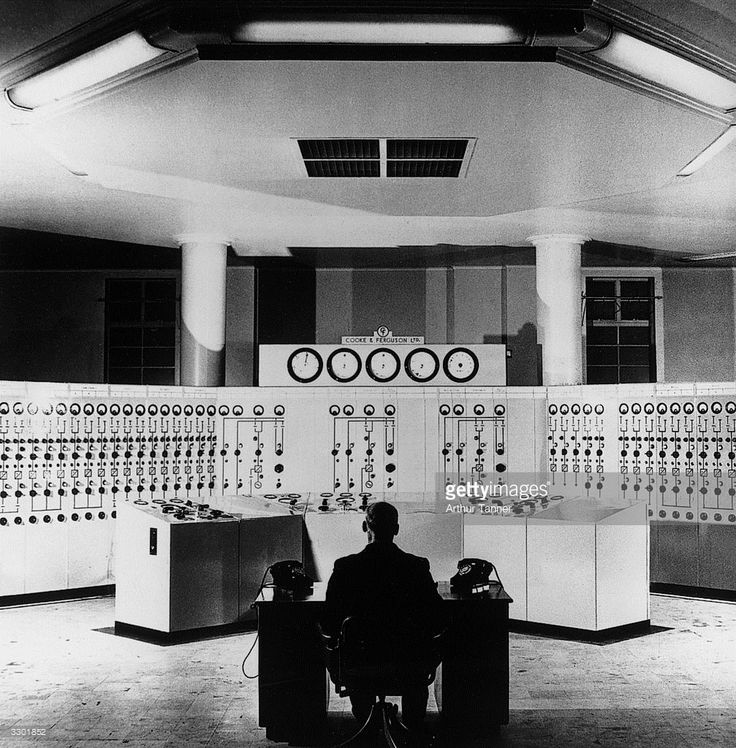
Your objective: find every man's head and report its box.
[362,501,399,543]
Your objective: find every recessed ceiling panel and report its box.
[25,59,722,219]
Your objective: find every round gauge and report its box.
[405,348,440,383]
[443,348,479,383]
[366,348,401,383]
[287,347,323,383]
[326,348,362,383]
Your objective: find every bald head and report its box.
[363,501,399,543]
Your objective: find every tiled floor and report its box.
[1,593,735,747]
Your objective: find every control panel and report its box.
[1,378,735,599]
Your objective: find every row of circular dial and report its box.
[0,402,282,417]
[620,401,736,415]
[287,347,480,384]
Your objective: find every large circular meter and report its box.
[443,347,479,383]
[405,348,440,383]
[366,348,401,383]
[326,348,362,383]
[287,348,323,383]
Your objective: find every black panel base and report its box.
[114,619,257,646]
[510,619,652,644]
[0,584,114,608]
[651,583,736,603]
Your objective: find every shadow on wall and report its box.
[485,322,542,386]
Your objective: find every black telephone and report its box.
[270,560,314,596]
[450,558,502,594]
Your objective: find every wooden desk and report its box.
[254,582,512,745]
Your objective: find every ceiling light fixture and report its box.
[681,250,736,262]
[5,31,178,111]
[586,30,736,111]
[232,15,527,46]
[677,125,736,177]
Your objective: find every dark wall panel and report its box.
[0,271,105,383]
[256,265,316,345]
[351,269,426,338]
[663,268,734,382]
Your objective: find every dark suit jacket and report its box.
[322,541,446,640]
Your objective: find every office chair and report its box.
[321,616,443,748]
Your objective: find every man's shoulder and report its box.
[392,546,431,572]
[333,552,364,570]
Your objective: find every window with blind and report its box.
[585,277,656,384]
[105,278,177,385]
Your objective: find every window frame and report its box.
[104,275,180,386]
[581,267,664,384]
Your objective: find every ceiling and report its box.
[1,1,736,258]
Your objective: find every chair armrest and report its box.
[317,622,340,652]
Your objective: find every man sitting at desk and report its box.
[323,501,445,731]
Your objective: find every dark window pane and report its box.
[108,347,142,367]
[142,368,175,385]
[620,280,651,298]
[619,327,651,345]
[107,280,142,301]
[587,346,618,366]
[145,279,176,301]
[143,327,175,347]
[620,366,652,383]
[587,280,616,297]
[587,366,618,384]
[621,300,651,320]
[588,300,616,320]
[142,348,175,367]
[108,367,141,385]
[619,346,650,366]
[587,326,618,345]
[144,301,175,323]
[107,301,141,324]
[108,327,142,347]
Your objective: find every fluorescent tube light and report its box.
[6,31,166,110]
[677,125,736,176]
[588,30,736,110]
[682,250,736,262]
[233,16,526,45]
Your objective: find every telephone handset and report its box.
[450,557,502,594]
[270,560,314,596]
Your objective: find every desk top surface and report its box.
[255,581,512,605]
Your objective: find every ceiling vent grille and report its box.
[298,138,379,177]
[387,160,463,178]
[387,139,468,160]
[295,138,474,178]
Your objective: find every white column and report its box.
[528,234,589,386]
[177,234,229,387]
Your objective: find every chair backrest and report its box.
[335,616,441,697]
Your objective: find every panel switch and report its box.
[149,527,157,555]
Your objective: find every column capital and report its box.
[174,232,231,248]
[527,233,590,247]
